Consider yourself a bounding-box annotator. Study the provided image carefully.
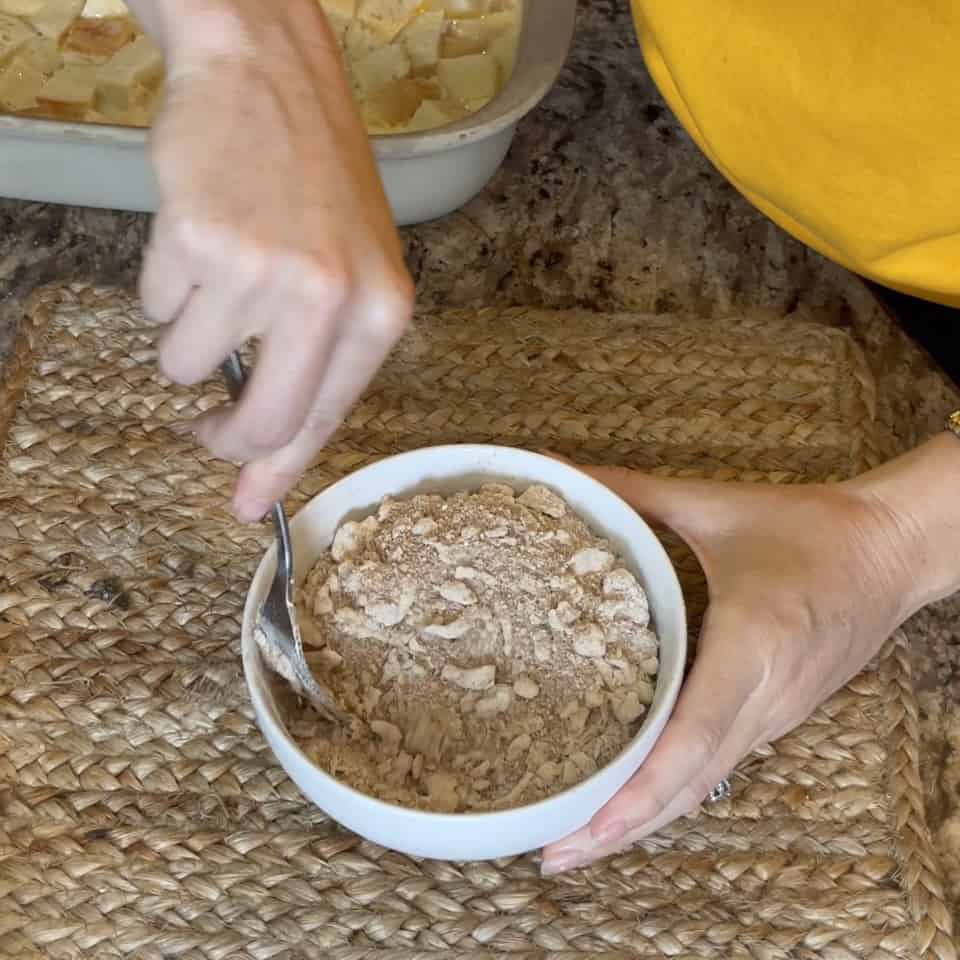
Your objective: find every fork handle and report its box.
[219,351,295,582]
[220,350,247,403]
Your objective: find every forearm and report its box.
[851,432,960,616]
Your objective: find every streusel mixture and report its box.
[290,483,659,812]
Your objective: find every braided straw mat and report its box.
[0,283,953,960]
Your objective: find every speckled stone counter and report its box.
[2,0,959,923]
[0,0,863,363]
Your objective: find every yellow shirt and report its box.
[631,1,960,306]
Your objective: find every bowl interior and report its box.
[242,446,686,822]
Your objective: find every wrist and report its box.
[125,0,252,65]
[848,433,960,617]
[128,0,333,73]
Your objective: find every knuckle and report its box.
[240,415,299,454]
[171,217,272,286]
[290,253,353,313]
[233,245,272,288]
[301,408,340,439]
[363,270,415,344]
[169,215,214,258]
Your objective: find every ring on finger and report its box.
[705,778,732,804]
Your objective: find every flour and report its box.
[289,483,660,813]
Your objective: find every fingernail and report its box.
[234,498,271,523]
[593,819,628,846]
[541,851,585,877]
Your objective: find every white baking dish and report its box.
[0,0,576,224]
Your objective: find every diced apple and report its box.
[37,62,99,107]
[0,12,36,67]
[362,75,421,128]
[0,50,43,108]
[488,24,518,80]
[443,10,518,57]
[351,42,410,97]
[30,0,86,41]
[22,34,60,73]
[97,76,152,120]
[399,10,444,70]
[405,97,458,132]
[357,0,420,28]
[81,0,129,15]
[346,0,419,57]
[437,51,497,104]
[318,0,355,47]
[344,18,390,59]
[64,15,135,56]
[0,0,46,15]
[96,36,162,117]
[438,0,491,17]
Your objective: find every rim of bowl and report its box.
[242,444,687,824]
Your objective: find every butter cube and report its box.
[437,52,497,104]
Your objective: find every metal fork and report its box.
[221,351,346,724]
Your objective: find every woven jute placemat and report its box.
[0,283,953,959]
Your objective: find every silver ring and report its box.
[706,779,731,804]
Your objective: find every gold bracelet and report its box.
[947,411,960,439]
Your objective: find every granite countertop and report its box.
[1,0,958,922]
[0,0,862,364]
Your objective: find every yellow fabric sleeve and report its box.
[630,1,960,306]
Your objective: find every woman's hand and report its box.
[541,437,960,875]
[129,0,413,522]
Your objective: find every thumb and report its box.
[567,462,736,542]
[541,600,765,874]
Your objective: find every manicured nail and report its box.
[541,851,585,877]
[593,819,628,846]
[234,498,271,524]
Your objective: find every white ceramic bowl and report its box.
[0,0,577,224]
[242,445,687,861]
